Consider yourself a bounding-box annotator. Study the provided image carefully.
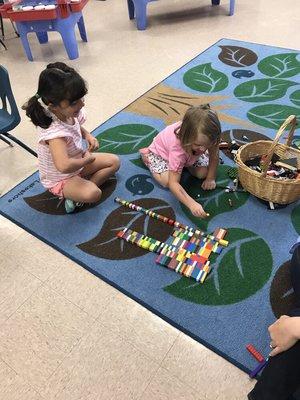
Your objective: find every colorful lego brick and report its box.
[172,236,181,246]
[189,253,205,263]
[219,239,229,247]
[168,258,180,270]
[190,266,201,280]
[201,247,212,259]
[185,257,194,266]
[213,228,227,240]
[148,243,156,252]
[185,242,197,252]
[155,254,164,265]
[151,240,162,252]
[175,261,184,273]
[179,263,188,275]
[214,244,223,254]
[196,269,205,282]
[181,264,189,276]
[246,344,265,363]
[141,238,151,250]
[200,263,211,283]
[188,266,198,278]
[123,230,132,241]
[164,255,173,267]
[205,241,214,250]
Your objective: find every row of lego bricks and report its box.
[116,227,218,283]
[114,197,229,247]
[156,252,210,283]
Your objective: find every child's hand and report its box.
[86,133,99,152]
[201,179,216,190]
[82,151,96,165]
[190,201,208,218]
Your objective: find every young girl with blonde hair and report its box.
[140,104,221,218]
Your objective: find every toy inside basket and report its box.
[236,115,300,204]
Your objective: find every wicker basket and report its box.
[235,115,300,204]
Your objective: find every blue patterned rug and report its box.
[1,38,300,374]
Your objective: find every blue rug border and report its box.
[2,38,299,376]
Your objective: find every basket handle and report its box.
[261,115,297,177]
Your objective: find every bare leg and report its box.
[82,153,120,187]
[188,166,208,179]
[152,171,169,188]
[62,175,102,203]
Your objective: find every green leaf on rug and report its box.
[77,198,175,260]
[164,228,273,305]
[96,124,158,155]
[218,45,258,67]
[130,157,148,170]
[291,204,300,235]
[183,63,228,93]
[247,105,300,129]
[180,165,249,231]
[234,79,297,102]
[290,90,300,107]
[258,53,300,78]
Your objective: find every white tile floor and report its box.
[0,0,299,398]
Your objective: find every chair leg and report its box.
[36,32,48,44]
[134,1,148,30]
[59,28,79,60]
[0,15,4,38]
[11,21,20,37]
[15,23,34,61]
[229,0,235,15]
[77,16,87,42]
[127,0,135,20]
[0,134,14,147]
[4,133,37,157]
[0,38,6,50]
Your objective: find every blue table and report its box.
[16,10,87,61]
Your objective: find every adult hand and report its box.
[201,179,216,190]
[269,315,300,356]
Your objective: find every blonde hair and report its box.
[175,104,221,154]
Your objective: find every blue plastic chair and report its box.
[127,0,235,30]
[0,65,37,156]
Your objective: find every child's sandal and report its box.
[64,199,76,213]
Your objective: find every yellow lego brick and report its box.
[141,240,150,249]
[219,239,229,247]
